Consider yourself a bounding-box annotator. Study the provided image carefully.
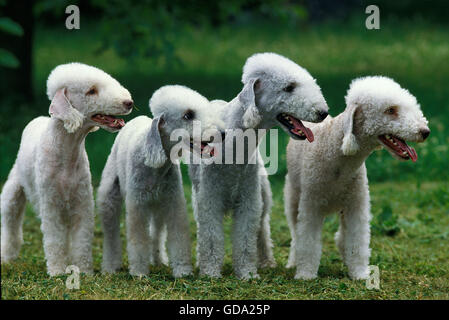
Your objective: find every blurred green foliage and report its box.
[92,0,307,64]
[0,16,23,68]
[1,3,448,186]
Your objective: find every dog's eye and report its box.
[283,83,296,93]
[183,109,195,120]
[86,86,98,96]
[385,106,398,115]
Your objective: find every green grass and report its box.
[1,17,449,299]
[2,181,449,299]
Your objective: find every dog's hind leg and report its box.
[149,211,168,266]
[257,175,276,268]
[1,165,26,263]
[98,175,123,273]
[284,174,300,268]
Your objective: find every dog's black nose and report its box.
[317,110,328,121]
[420,128,430,140]
[123,99,134,110]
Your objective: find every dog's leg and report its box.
[98,176,123,273]
[165,192,193,278]
[40,201,69,276]
[284,174,300,268]
[232,185,263,280]
[191,185,201,268]
[257,175,276,268]
[125,197,151,276]
[196,190,225,278]
[294,199,324,280]
[339,189,371,280]
[1,166,26,263]
[334,223,345,263]
[149,211,168,266]
[69,195,94,275]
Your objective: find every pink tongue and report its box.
[395,138,418,162]
[201,143,215,157]
[290,116,314,142]
[104,115,124,127]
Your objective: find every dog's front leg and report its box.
[69,197,94,275]
[40,200,69,276]
[294,199,325,280]
[196,190,225,278]
[125,197,151,276]
[337,189,372,280]
[164,190,193,278]
[232,185,263,280]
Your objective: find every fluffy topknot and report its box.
[149,85,210,117]
[345,76,420,109]
[242,52,314,84]
[46,62,120,100]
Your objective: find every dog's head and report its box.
[47,63,133,133]
[341,76,430,162]
[238,52,328,142]
[144,85,224,168]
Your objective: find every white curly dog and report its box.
[1,63,133,276]
[189,52,329,279]
[98,85,223,277]
[284,76,430,280]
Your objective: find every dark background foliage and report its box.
[0,0,448,185]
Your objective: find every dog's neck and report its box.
[44,118,93,165]
[222,97,266,160]
[226,97,249,129]
[335,113,379,170]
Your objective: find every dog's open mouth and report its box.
[277,113,314,142]
[190,139,215,157]
[378,134,417,162]
[91,114,125,130]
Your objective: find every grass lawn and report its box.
[1,17,449,299]
[1,180,448,300]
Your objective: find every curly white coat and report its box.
[97,85,223,277]
[189,52,329,279]
[1,63,133,276]
[284,76,430,280]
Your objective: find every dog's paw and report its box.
[285,260,295,269]
[199,265,222,279]
[129,268,149,277]
[349,267,369,280]
[173,265,193,278]
[258,259,277,269]
[294,271,318,280]
[47,266,67,277]
[235,268,260,280]
[1,254,17,264]
[199,270,222,279]
[101,264,121,274]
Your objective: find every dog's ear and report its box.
[341,103,360,156]
[49,88,84,133]
[144,115,168,168]
[238,78,262,128]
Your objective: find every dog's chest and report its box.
[304,163,363,211]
